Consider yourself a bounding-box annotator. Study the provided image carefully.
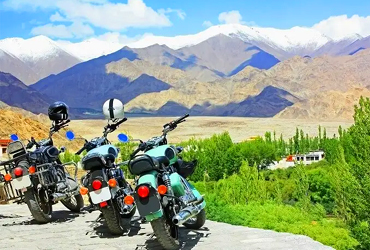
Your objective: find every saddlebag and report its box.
[174,159,197,179]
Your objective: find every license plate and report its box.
[12,175,32,190]
[89,186,112,204]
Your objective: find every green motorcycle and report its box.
[119,114,206,250]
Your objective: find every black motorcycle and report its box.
[0,119,84,223]
[67,117,137,235]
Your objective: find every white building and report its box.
[294,150,325,165]
[267,150,325,170]
[0,139,11,160]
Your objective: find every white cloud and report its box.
[50,12,67,22]
[55,0,172,31]
[158,8,186,20]
[218,10,243,24]
[3,0,180,32]
[312,14,370,40]
[202,21,213,28]
[2,0,55,11]
[31,21,94,39]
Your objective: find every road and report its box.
[0,203,334,250]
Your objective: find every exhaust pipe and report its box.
[172,205,200,226]
[51,193,68,202]
[122,204,134,214]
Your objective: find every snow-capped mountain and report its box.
[0,24,366,70]
[0,35,80,62]
[128,24,331,52]
[0,35,81,84]
[55,24,364,61]
[57,38,124,61]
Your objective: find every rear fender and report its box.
[88,169,108,192]
[137,171,158,187]
[135,172,163,221]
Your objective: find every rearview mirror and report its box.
[118,133,129,143]
[65,131,75,141]
[10,134,19,141]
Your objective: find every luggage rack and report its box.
[0,154,28,203]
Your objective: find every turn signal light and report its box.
[29,166,36,174]
[14,167,23,177]
[137,186,150,198]
[108,178,117,188]
[124,195,134,205]
[157,185,167,195]
[4,174,12,182]
[80,187,89,195]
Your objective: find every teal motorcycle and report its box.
[119,114,206,250]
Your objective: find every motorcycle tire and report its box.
[101,201,128,235]
[24,188,53,223]
[61,194,84,213]
[183,208,206,230]
[151,217,180,250]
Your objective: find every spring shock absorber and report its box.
[162,174,173,195]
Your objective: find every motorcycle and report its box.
[66,117,137,235]
[119,114,206,250]
[0,119,84,223]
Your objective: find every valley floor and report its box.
[69,116,353,143]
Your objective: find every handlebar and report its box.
[173,113,189,125]
[162,113,189,134]
[130,142,146,158]
[75,145,86,155]
[130,114,190,158]
[50,119,70,135]
[26,137,42,149]
[75,117,128,156]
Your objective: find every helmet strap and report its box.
[108,98,115,119]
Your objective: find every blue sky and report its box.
[0,0,370,41]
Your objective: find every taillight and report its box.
[137,185,150,198]
[92,180,102,190]
[14,167,23,177]
[29,166,36,174]
[100,201,108,208]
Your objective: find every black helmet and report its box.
[48,101,69,121]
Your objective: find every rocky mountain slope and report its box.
[124,48,370,119]
[1,25,369,120]
[0,49,39,85]
[0,72,53,114]
[0,107,80,151]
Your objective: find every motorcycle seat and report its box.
[154,156,170,167]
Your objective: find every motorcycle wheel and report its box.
[61,194,84,213]
[24,188,53,223]
[101,201,129,235]
[151,217,180,250]
[183,208,206,229]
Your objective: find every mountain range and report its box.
[0,23,369,120]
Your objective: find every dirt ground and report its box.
[68,116,353,143]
